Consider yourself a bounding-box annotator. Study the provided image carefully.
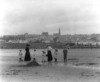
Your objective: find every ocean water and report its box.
[0,49,100,68]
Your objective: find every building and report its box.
[53,28,62,43]
[53,28,61,37]
[0,39,5,43]
[41,32,48,37]
[53,33,60,37]
[24,33,29,38]
[59,28,61,35]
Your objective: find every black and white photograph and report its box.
[0,0,100,82]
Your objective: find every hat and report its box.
[42,51,45,53]
[47,46,52,50]
[26,44,30,46]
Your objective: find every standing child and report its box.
[42,51,46,63]
[33,49,37,61]
[54,49,58,62]
[19,50,23,61]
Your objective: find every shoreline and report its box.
[0,42,100,49]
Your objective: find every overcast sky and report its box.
[0,0,100,36]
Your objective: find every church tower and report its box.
[59,28,61,35]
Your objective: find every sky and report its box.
[0,0,100,36]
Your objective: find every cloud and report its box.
[0,0,100,36]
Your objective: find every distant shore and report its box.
[0,42,100,49]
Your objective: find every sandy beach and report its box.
[1,0,100,81]
[0,49,100,82]
[1,61,100,82]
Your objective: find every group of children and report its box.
[19,49,59,63]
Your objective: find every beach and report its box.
[0,49,100,82]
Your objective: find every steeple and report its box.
[59,28,61,35]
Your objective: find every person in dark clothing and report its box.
[46,50,53,62]
[24,44,31,61]
[63,46,68,63]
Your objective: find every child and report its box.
[33,49,37,61]
[42,51,46,63]
[19,50,23,61]
[53,49,58,62]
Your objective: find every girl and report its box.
[42,51,46,63]
[19,49,23,61]
[33,49,37,61]
[53,49,58,62]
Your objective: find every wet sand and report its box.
[0,49,100,82]
[0,56,100,82]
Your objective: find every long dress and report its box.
[24,47,31,61]
[46,50,53,62]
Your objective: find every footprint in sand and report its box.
[81,72,94,77]
[95,72,100,76]
[35,72,38,75]
[68,58,79,61]
[3,69,22,75]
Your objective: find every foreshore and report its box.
[0,56,100,82]
[0,49,100,82]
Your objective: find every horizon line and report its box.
[1,33,100,37]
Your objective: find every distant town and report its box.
[0,28,100,49]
